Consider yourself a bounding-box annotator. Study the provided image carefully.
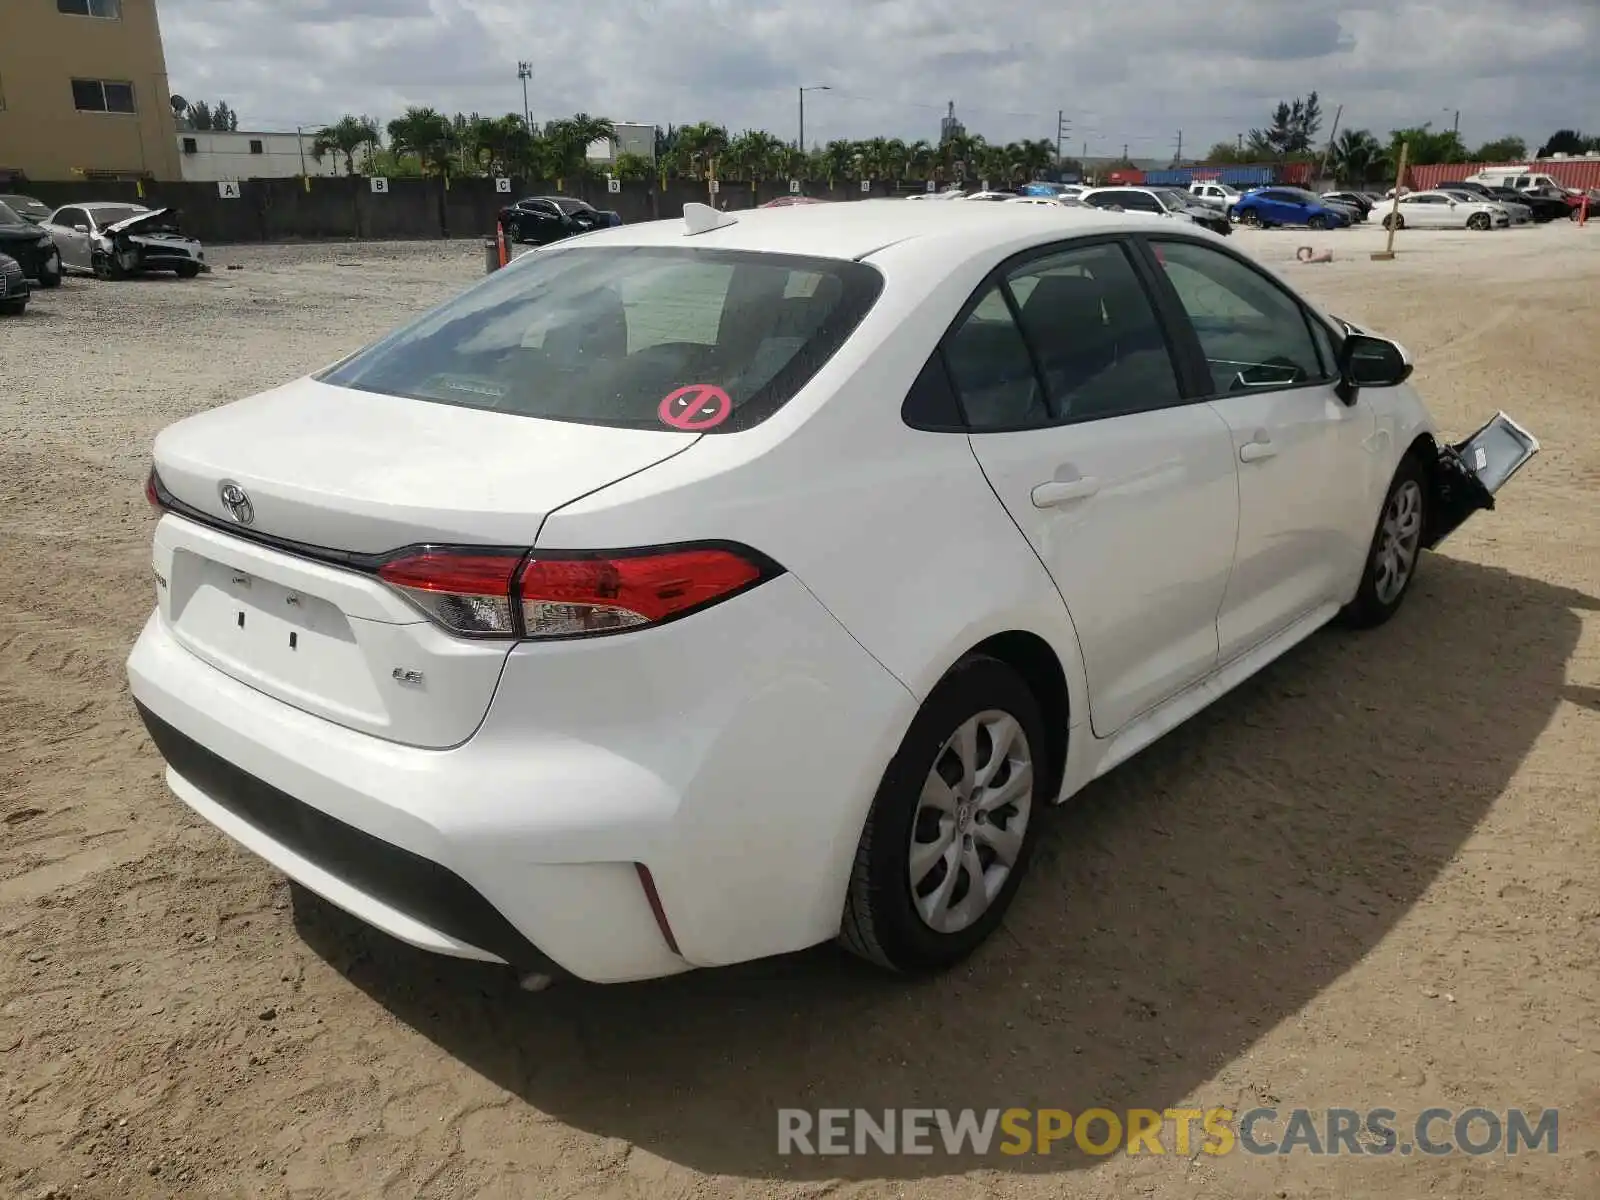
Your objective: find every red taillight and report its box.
[377,550,524,637]
[374,544,773,640]
[518,548,765,638]
[145,468,164,512]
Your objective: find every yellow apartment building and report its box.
[0,0,182,182]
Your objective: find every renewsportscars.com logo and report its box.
[777,1107,1560,1157]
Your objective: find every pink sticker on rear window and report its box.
[658,384,732,431]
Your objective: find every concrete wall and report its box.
[0,0,183,181]
[16,175,942,243]
[177,130,341,182]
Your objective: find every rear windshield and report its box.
[317,245,884,433]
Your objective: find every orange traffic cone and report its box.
[495,222,509,267]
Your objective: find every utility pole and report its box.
[798,84,832,152]
[1175,130,1183,165]
[1056,110,1070,166]
[1317,103,1343,187]
[1237,132,1244,153]
[1122,143,1129,161]
[517,61,532,130]
[1452,109,1460,135]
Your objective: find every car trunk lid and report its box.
[150,376,698,746]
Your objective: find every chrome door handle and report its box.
[1239,440,1277,463]
[1031,476,1100,507]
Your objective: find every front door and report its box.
[950,237,1240,736]
[52,209,90,270]
[1144,237,1377,662]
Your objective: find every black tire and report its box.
[1238,208,1261,227]
[1307,214,1329,230]
[0,299,26,316]
[1340,454,1429,629]
[1467,212,1491,231]
[35,257,62,288]
[1382,213,1404,232]
[91,254,122,281]
[175,263,201,279]
[840,655,1048,973]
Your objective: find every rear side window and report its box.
[942,285,1043,429]
[317,246,883,433]
[1150,239,1326,393]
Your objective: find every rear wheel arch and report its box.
[963,630,1071,802]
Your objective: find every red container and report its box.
[1106,168,1146,185]
[1408,158,1600,193]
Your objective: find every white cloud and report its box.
[157,0,1599,155]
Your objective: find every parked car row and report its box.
[0,193,209,314]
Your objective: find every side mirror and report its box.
[73,224,90,234]
[1337,332,1413,402]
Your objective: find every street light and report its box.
[798,84,831,152]
[518,61,533,131]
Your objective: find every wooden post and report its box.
[1372,141,1409,261]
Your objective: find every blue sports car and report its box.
[1230,187,1352,229]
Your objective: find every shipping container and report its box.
[1106,168,1146,185]
[1142,168,1195,187]
[1407,157,1600,193]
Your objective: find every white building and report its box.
[586,121,656,165]
[175,130,341,182]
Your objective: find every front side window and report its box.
[1150,239,1326,394]
[317,245,883,434]
[1005,242,1181,422]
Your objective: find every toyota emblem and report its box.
[218,480,254,526]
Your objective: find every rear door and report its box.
[1142,236,1376,662]
[952,236,1240,736]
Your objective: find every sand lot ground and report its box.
[2,218,1598,1200]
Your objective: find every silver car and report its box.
[40,202,208,280]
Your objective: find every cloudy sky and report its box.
[158,0,1598,158]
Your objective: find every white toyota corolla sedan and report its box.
[128,200,1531,987]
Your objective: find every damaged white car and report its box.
[40,202,209,280]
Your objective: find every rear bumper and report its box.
[126,571,914,983]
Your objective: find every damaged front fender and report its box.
[1424,411,1541,549]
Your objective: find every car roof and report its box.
[78,201,150,212]
[556,197,1174,262]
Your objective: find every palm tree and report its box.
[725,129,786,181]
[1015,138,1055,180]
[386,107,455,176]
[539,113,615,180]
[907,140,936,181]
[1330,128,1387,186]
[671,122,730,180]
[311,115,381,176]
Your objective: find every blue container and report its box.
[1142,168,1195,187]
[1215,165,1275,187]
